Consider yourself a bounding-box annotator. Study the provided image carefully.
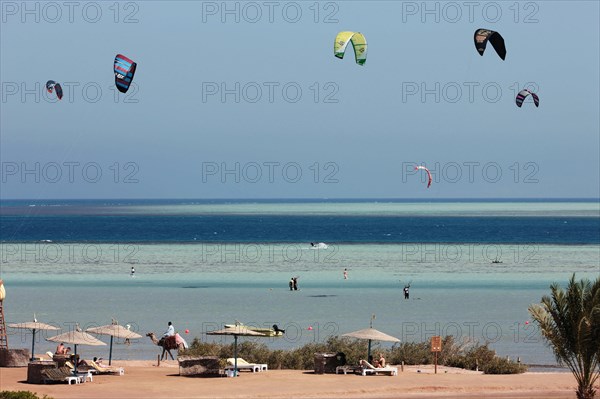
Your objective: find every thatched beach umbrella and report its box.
[342,327,400,362]
[207,326,266,376]
[47,329,106,373]
[8,317,60,360]
[86,323,142,365]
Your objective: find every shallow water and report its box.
[3,242,599,364]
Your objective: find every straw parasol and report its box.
[47,327,106,373]
[341,327,400,362]
[86,320,142,365]
[8,316,60,360]
[206,325,266,376]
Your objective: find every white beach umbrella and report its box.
[86,322,142,365]
[342,327,400,361]
[206,326,266,376]
[8,318,60,360]
[47,329,106,373]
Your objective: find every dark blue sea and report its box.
[1,199,599,244]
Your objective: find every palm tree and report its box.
[529,274,600,399]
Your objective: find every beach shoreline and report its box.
[0,361,587,399]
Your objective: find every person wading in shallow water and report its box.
[403,284,410,299]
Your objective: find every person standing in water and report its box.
[343,268,348,280]
[130,266,135,277]
[403,284,410,299]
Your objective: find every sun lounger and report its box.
[65,360,96,373]
[75,370,94,382]
[41,366,81,385]
[65,361,95,382]
[46,351,54,360]
[360,360,398,376]
[225,357,267,372]
[335,365,363,374]
[89,360,125,375]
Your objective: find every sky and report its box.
[1,0,599,199]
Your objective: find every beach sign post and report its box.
[431,336,442,374]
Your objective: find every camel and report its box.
[146,332,184,360]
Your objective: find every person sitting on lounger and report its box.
[55,342,66,355]
[374,353,386,368]
[77,358,91,367]
[75,357,101,368]
[361,355,385,369]
[68,352,80,363]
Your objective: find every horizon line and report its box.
[2,197,599,202]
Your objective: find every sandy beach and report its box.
[0,361,587,399]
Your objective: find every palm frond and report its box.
[528,274,600,399]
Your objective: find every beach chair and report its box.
[65,360,96,373]
[225,357,267,373]
[359,360,398,376]
[335,365,363,375]
[41,366,81,385]
[89,360,125,375]
[65,361,95,382]
[46,351,54,360]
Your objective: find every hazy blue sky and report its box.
[1,1,598,199]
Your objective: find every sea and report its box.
[1,199,599,367]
